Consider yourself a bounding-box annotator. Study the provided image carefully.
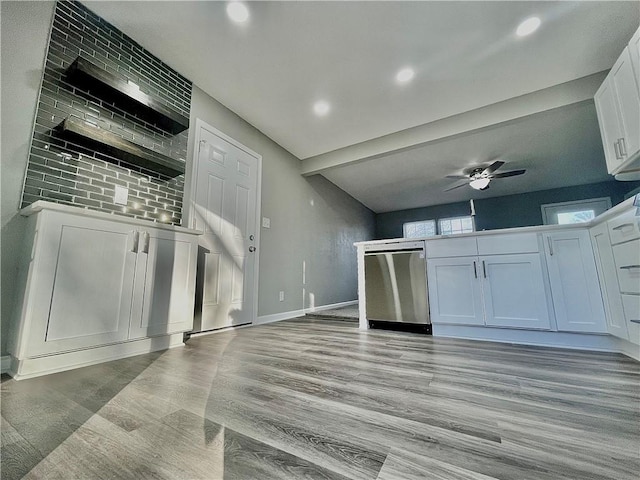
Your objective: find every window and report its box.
[541,198,611,225]
[438,216,475,235]
[403,220,436,238]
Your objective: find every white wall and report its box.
[187,86,375,317]
[1,1,56,355]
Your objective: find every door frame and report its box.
[184,118,263,326]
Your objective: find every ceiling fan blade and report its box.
[445,174,469,179]
[490,169,526,179]
[481,160,505,176]
[444,181,468,192]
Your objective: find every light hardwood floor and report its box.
[1,317,639,479]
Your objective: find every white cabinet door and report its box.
[595,73,625,173]
[427,257,484,325]
[611,48,640,163]
[481,254,550,330]
[544,230,607,333]
[629,27,640,91]
[590,224,629,340]
[27,212,137,356]
[129,229,197,339]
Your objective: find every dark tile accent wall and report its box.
[21,0,192,225]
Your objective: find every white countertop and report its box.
[355,195,638,246]
[21,200,202,235]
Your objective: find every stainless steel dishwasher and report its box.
[364,241,430,328]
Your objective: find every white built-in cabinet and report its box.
[9,202,200,379]
[594,26,640,176]
[590,223,629,340]
[543,230,607,333]
[427,233,550,330]
[426,256,484,326]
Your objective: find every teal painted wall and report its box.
[375,180,640,239]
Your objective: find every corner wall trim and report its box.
[1,356,11,374]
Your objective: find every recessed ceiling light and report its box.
[516,16,541,37]
[313,101,330,116]
[226,2,249,23]
[396,68,415,84]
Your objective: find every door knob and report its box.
[249,234,254,241]
[249,246,256,252]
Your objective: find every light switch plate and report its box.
[262,217,271,228]
[114,185,129,205]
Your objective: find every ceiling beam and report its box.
[300,71,607,176]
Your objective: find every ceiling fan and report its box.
[444,160,526,191]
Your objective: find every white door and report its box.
[427,257,484,326]
[481,254,551,330]
[190,121,261,332]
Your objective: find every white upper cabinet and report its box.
[594,27,640,176]
[629,27,640,90]
[543,230,607,333]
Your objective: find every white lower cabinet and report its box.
[129,229,197,339]
[481,254,550,329]
[24,213,138,356]
[427,248,550,329]
[543,230,607,333]
[427,257,484,326]
[10,202,199,379]
[590,223,629,340]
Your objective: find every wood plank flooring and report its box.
[1,317,639,479]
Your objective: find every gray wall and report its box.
[1,1,56,356]
[376,180,640,239]
[187,86,375,317]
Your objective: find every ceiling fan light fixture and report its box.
[470,177,490,190]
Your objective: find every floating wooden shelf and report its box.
[57,117,185,177]
[66,57,189,134]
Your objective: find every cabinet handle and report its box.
[482,260,487,278]
[619,265,640,270]
[473,261,477,278]
[612,223,634,231]
[614,140,622,160]
[630,319,640,324]
[130,231,139,253]
[619,137,627,156]
[141,231,150,254]
[547,236,553,256]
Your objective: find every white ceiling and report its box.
[87,1,639,213]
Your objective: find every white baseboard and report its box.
[9,333,184,381]
[306,300,358,314]
[255,300,358,326]
[255,309,306,325]
[432,324,639,358]
[1,355,11,374]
